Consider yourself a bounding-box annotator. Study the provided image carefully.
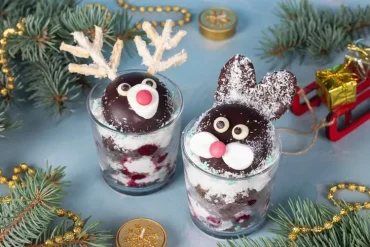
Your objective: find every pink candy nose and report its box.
[209,141,226,158]
[136,90,152,105]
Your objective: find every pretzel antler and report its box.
[60,26,123,81]
[134,19,188,75]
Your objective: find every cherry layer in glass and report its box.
[88,70,183,195]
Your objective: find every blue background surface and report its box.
[1,0,370,246]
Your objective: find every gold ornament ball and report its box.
[72,215,79,222]
[4,195,11,203]
[0,39,7,45]
[2,67,9,74]
[13,167,21,174]
[148,7,154,12]
[364,202,370,209]
[17,31,24,36]
[131,6,137,12]
[8,76,14,83]
[135,23,142,30]
[156,6,163,12]
[181,8,188,14]
[20,163,28,171]
[55,235,64,244]
[327,193,334,200]
[27,168,35,176]
[292,227,301,234]
[164,6,171,12]
[12,174,20,181]
[139,7,146,13]
[56,208,66,217]
[63,231,75,241]
[0,49,5,55]
[313,226,323,233]
[333,215,341,223]
[301,227,311,233]
[357,185,367,192]
[173,6,180,12]
[338,183,346,189]
[288,233,297,241]
[0,58,6,64]
[355,202,363,210]
[330,186,337,193]
[348,183,357,191]
[324,222,333,229]
[66,211,74,218]
[340,208,348,215]
[8,180,15,188]
[73,226,82,235]
[178,20,185,26]
[76,221,85,227]
[0,176,7,184]
[348,205,354,212]
[44,239,54,247]
[16,23,23,30]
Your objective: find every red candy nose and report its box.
[136,90,152,105]
[209,141,226,158]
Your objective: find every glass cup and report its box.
[87,70,183,196]
[181,118,281,238]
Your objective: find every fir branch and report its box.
[0,166,67,246]
[218,199,370,247]
[24,56,81,115]
[260,0,370,68]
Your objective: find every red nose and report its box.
[136,90,152,105]
[209,141,226,158]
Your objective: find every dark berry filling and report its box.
[157,153,168,163]
[235,214,250,223]
[207,216,221,226]
[137,144,158,156]
[247,199,257,206]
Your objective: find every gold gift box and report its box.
[316,63,357,110]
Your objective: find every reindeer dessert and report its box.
[181,55,297,236]
[60,20,187,195]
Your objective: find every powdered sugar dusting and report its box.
[215,54,297,120]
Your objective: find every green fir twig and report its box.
[259,0,370,68]
[218,199,370,247]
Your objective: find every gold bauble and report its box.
[288,233,297,241]
[357,185,367,192]
[20,163,28,171]
[73,226,82,234]
[2,67,9,74]
[354,202,363,210]
[16,23,23,30]
[164,6,171,12]
[72,215,79,222]
[27,169,35,175]
[8,181,15,188]
[330,186,337,193]
[156,7,163,12]
[63,231,75,241]
[139,7,146,13]
[76,221,84,227]
[181,8,188,14]
[327,193,334,200]
[56,208,66,217]
[54,235,64,244]
[301,227,311,233]
[147,7,154,12]
[13,167,21,174]
[0,176,7,184]
[340,209,348,215]
[0,49,5,55]
[348,183,357,191]
[173,6,180,12]
[44,239,54,246]
[0,39,7,45]
[7,76,14,82]
[4,195,11,203]
[66,211,74,218]
[313,226,323,233]
[332,215,341,223]
[324,222,333,229]
[178,20,185,26]
[292,227,301,234]
[338,183,346,189]
[364,202,370,209]
[11,174,20,181]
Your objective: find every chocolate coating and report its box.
[197,104,273,175]
[102,72,173,132]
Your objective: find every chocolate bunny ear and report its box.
[214,54,297,120]
[215,55,256,105]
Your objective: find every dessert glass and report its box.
[181,118,281,238]
[88,69,183,196]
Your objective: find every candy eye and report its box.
[232,124,249,140]
[142,78,157,89]
[117,83,131,96]
[213,117,230,133]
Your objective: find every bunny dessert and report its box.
[60,20,187,195]
[182,55,297,236]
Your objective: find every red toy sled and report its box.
[290,77,370,142]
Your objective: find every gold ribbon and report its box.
[347,43,370,61]
[316,59,358,85]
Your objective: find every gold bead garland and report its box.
[116,0,192,30]
[0,164,87,246]
[0,18,26,97]
[288,183,370,246]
